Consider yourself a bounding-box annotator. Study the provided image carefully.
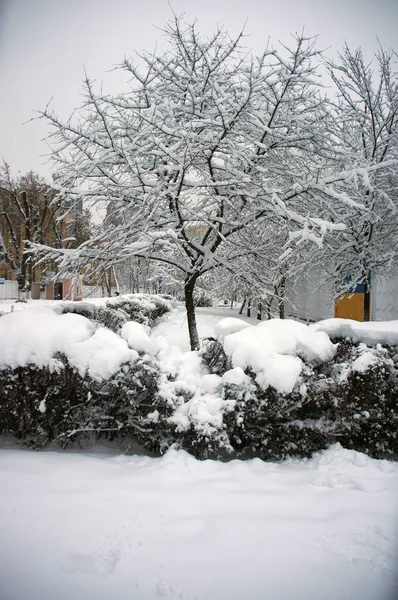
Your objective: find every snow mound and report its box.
[0,306,139,381]
[121,321,157,356]
[154,340,224,435]
[214,317,251,342]
[67,327,138,381]
[310,443,397,491]
[222,366,251,386]
[310,318,398,346]
[220,318,336,394]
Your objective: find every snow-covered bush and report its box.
[0,355,161,449]
[198,326,398,460]
[194,288,214,307]
[176,288,214,307]
[320,340,398,457]
[0,299,170,449]
[1,305,396,460]
[0,360,88,448]
[200,337,231,375]
[105,294,172,327]
[56,294,172,332]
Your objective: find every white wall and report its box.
[0,280,18,300]
[286,269,398,322]
[82,285,119,299]
[371,274,398,321]
[285,268,335,322]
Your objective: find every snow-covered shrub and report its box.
[94,305,131,333]
[199,334,398,461]
[55,294,172,333]
[63,356,162,449]
[53,301,97,319]
[55,301,129,334]
[194,288,213,307]
[0,353,163,449]
[0,359,89,447]
[1,305,396,460]
[321,340,398,457]
[159,294,174,301]
[105,294,172,327]
[0,301,169,449]
[200,337,231,375]
[201,349,330,460]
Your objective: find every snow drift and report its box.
[0,443,397,600]
[0,302,397,460]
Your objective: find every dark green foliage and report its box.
[200,337,398,460]
[54,302,97,319]
[0,359,90,447]
[1,302,396,461]
[95,306,130,333]
[0,294,172,449]
[56,294,172,332]
[327,341,398,457]
[200,338,231,375]
[0,354,162,450]
[106,294,171,327]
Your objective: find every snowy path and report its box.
[0,445,397,600]
[153,303,260,352]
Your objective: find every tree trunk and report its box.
[112,267,120,294]
[257,299,262,320]
[16,253,28,300]
[239,297,246,315]
[278,276,286,319]
[106,270,112,295]
[247,297,252,318]
[264,296,273,319]
[184,276,200,351]
[16,274,26,300]
[363,280,371,321]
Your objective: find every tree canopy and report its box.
[36,18,397,348]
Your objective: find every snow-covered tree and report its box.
[321,45,398,318]
[37,18,386,348]
[0,164,90,296]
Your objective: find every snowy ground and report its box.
[1,299,398,600]
[153,302,261,351]
[0,445,397,600]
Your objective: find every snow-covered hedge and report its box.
[0,295,171,448]
[192,319,398,460]
[0,306,397,459]
[55,293,172,332]
[0,356,160,448]
[115,318,397,461]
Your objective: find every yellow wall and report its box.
[334,293,365,321]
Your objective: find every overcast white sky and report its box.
[1,0,397,180]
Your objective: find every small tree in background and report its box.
[319,45,398,318]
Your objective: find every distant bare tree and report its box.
[0,164,90,295]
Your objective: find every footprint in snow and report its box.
[60,548,121,577]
